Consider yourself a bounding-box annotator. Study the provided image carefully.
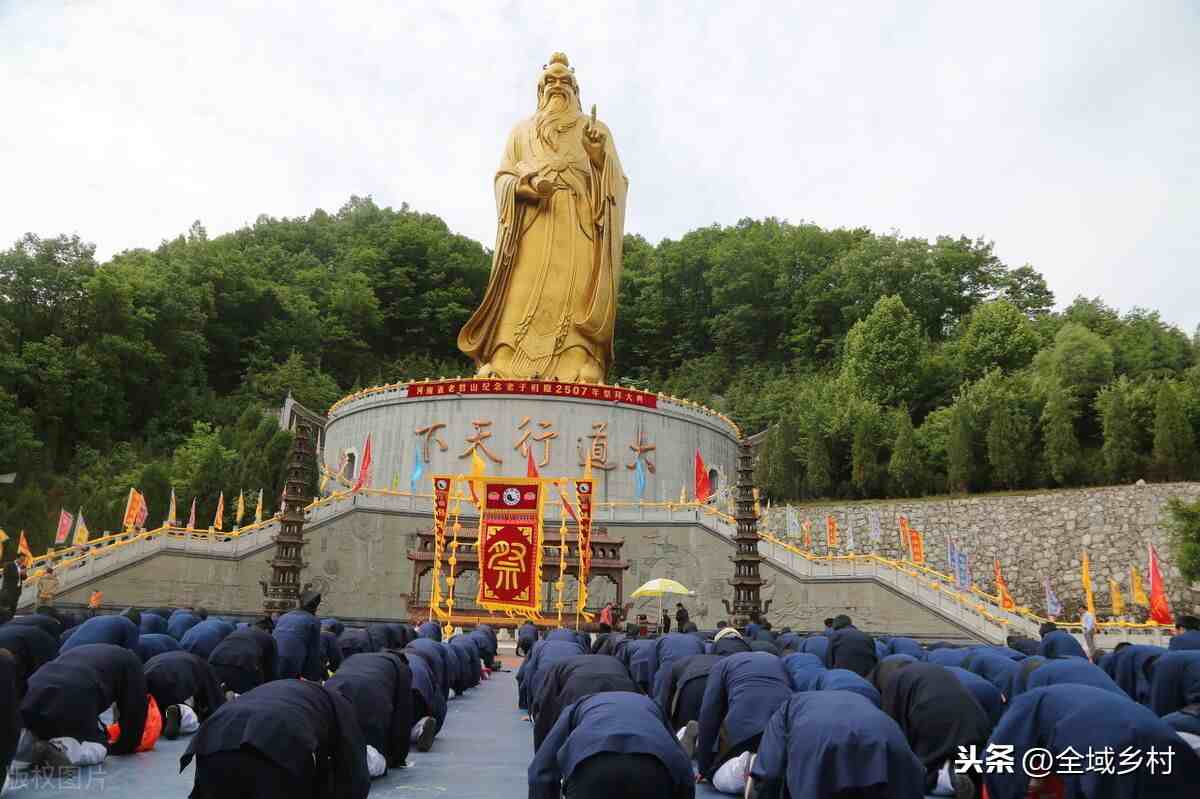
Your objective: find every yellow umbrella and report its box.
[631,578,692,598]
[631,578,693,629]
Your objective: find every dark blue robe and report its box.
[518,639,586,710]
[1024,657,1125,698]
[749,691,926,799]
[627,638,659,694]
[1104,644,1166,706]
[406,638,452,701]
[775,632,801,653]
[825,625,878,678]
[965,651,1022,698]
[1169,630,1200,652]
[337,628,373,659]
[887,637,925,659]
[652,633,706,699]
[781,652,825,692]
[320,618,344,636]
[61,614,139,653]
[1149,651,1200,717]
[139,613,168,635]
[166,610,202,640]
[516,622,539,655]
[326,652,413,769]
[319,630,343,674]
[449,635,481,690]
[809,668,882,707]
[985,684,1200,799]
[406,650,446,731]
[528,692,694,799]
[136,632,182,663]
[696,652,792,777]
[927,647,970,667]
[1039,629,1086,659]
[273,609,322,681]
[945,666,1004,727]
[416,620,441,641]
[180,618,234,659]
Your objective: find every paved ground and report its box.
[1,650,736,798]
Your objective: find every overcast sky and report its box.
[2,1,1197,332]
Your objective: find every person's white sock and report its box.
[933,763,955,796]
[366,745,387,777]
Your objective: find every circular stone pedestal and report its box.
[323,378,741,503]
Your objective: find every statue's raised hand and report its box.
[583,104,605,168]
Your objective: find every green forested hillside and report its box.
[1,197,1197,552]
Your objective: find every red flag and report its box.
[1148,542,1174,625]
[352,434,373,492]
[186,498,197,529]
[54,509,74,545]
[558,486,579,522]
[526,446,539,478]
[694,449,711,502]
[135,492,149,528]
[994,558,1016,610]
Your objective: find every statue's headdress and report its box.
[538,52,581,109]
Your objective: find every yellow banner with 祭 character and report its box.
[477,478,545,616]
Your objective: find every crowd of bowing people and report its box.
[0,589,500,798]
[518,612,1200,799]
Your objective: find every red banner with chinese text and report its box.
[574,478,594,620]
[477,479,544,616]
[909,528,925,564]
[407,378,658,409]
[429,476,452,620]
[825,515,839,548]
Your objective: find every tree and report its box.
[1099,378,1140,483]
[802,424,832,499]
[947,401,973,493]
[1041,386,1081,485]
[1153,381,1194,481]
[841,295,926,406]
[957,300,1040,379]
[1037,322,1115,403]
[888,411,922,496]
[243,352,343,414]
[846,401,885,498]
[999,264,1056,318]
[987,396,1032,490]
[1164,497,1200,584]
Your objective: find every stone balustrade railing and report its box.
[18,488,1174,647]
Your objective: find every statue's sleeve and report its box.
[456,127,526,361]
[578,123,627,353]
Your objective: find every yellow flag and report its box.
[167,489,178,526]
[469,449,487,507]
[213,492,225,531]
[1081,549,1096,617]
[1109,577,1125,616]
[1131,566,1149,607]
[254,489,263,524]
[73,512,90,546]
[17,531,32,563]
[0,528,8,545]
[679,484,687,504]
[235,491,245,526]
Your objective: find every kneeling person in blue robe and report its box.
[746,691,926,799]
[529,692,694,799]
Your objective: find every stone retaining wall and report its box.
[765,482,1200,617]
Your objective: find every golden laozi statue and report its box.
[457,53,628,383]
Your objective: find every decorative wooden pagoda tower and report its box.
[262,421,314,615]
[723,439,770,628]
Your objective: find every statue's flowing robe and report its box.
[458,111,627,379]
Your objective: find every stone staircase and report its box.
[20,490,1171,648]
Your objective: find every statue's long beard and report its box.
[535,92,577,150]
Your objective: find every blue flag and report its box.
[634,457,647,499]
[409,457,424,492]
